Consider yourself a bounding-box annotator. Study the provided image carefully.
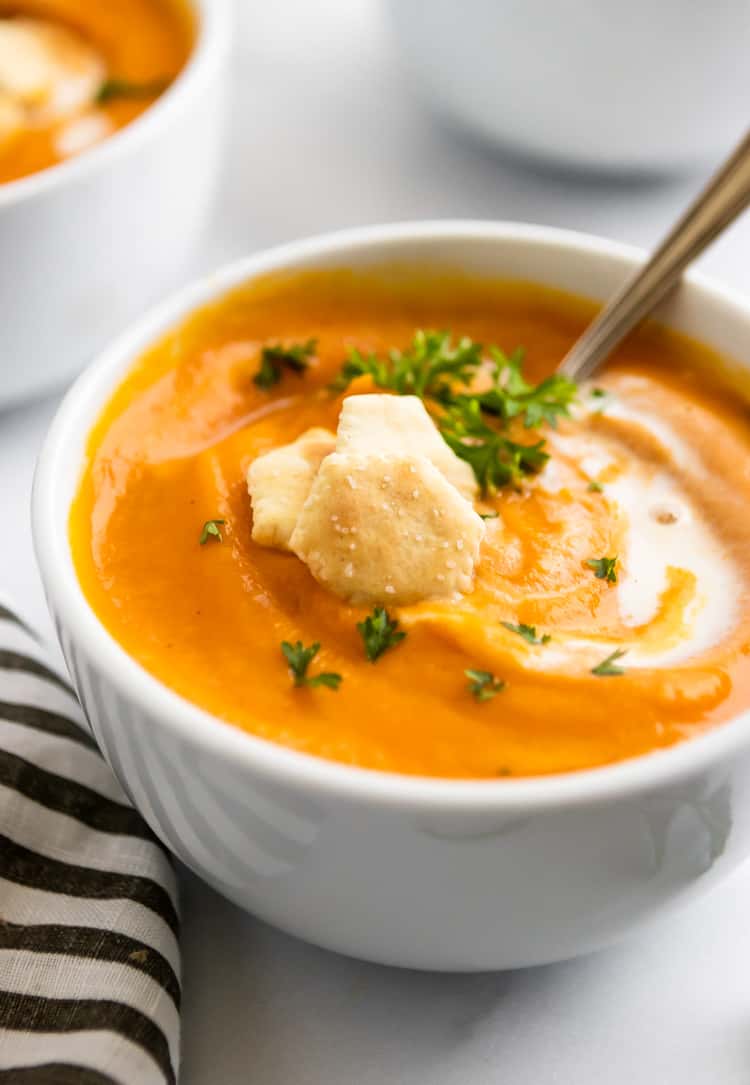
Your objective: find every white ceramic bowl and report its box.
[0,0,230,409]
[386,0,750,173]
[33,222,750,971]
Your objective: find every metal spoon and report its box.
[558,128,750,382]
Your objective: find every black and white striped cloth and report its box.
[0,600,181,1085]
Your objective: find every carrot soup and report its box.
[70,269,750,778]
[0,0,193,183]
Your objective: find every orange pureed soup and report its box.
[70,269,750,778]
[0,0,193,184]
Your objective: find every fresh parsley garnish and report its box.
[586,556,618,583]
[469,347,577,430]
[331,330,481,400]
[587,480,604,493]
[465,668,505,702]
[440,399,548,495]
[501,622,551,645]
[332,334,577,426]
[254,338,317,389]
[480,511,499,520]
[591,648,627,677]
[96,77,169,105]
[200,519,225,544]
[356,606,406,662]
[589,387,611,413]
[281,641,341,690]
[330,329,577,494]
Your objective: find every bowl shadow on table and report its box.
[425,105,699,192]
[179,862,750,1085]
[177,869,650,1083]
[179,868,527,1083]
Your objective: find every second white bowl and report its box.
[0,0,231,409]
[386,0,750,173]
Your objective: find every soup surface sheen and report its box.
[0,0,192,183]
[70,270,750,778]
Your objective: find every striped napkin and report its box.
[0,601,181,1085]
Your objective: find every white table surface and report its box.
[3,2,750,1080]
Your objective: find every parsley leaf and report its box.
[465,668,505,702]
[281,641,342,690]
[330,329,577,494]
[591,648,627,677]
[501,621,551,645]
[586,556,618,583]
[470,347,578,429]
[254,338,317,389]
[480,511,499,520]
[356,606,406,662]
[440,399,548,495]
[587,480,604,493]
[589,387,611,413]
[97,77,169,104]
[200,519,225,544]
[331,330,482,400]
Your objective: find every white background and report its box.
[2,1,750,1080]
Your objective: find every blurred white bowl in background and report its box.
[385,0,750,174]
[0,0,230,409]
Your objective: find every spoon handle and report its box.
[558,127,750,382]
